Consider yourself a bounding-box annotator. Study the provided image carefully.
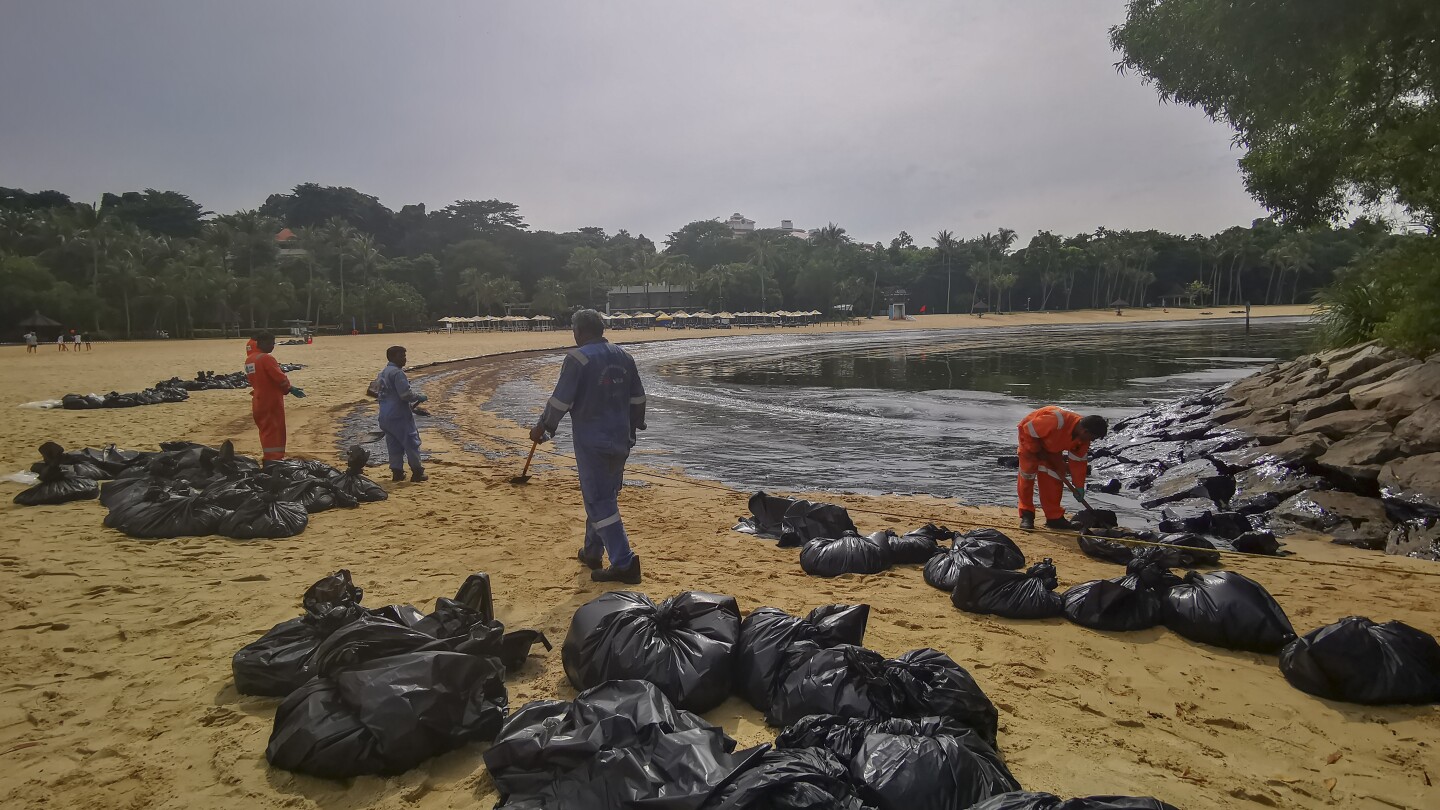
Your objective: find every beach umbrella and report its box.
[1109,298,1129,307]
[18,311,62,328]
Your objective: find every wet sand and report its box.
[3,304,1438,809]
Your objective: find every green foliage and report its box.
[101,189,208,237]
[1112,0,1440,227]
[1315,238,1440,356]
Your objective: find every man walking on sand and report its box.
[531,309,647,584]
[369,345,428,482]
[56,334,66,352]
[23,331,37,353]
[1016,405,1107,531]
[245,333,305,462]
[72,331,82,352]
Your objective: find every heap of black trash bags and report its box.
[59,366,303,410]
[13,440,386,541]
[732,493,1440,706]
[233,570,551,778]
[479,587,1181,808]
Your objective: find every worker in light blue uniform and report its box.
[531,309,647,584]
[371,345,428,482]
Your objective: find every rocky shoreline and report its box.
[1090,340,1440,560]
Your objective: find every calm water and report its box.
[485,318,1313,518]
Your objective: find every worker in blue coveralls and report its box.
[370,345,429,482]
[530,309,647,584]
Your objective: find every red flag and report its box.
[919,305,927,313]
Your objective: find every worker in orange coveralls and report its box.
[245,333,305,462]
[1017,405,1107,531]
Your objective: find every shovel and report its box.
[510,442,538,485]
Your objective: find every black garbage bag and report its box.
[484,679,753,810]
[217,496,309,539]
[198,474,267,510]
[776,715,1020,810]
[1232,530,1281,556]
[13,461,99,506]
[562,590,741,712]
[310,613,455,674]
[330,446,388,503]
[102,489,229,539]
[1163,571,1295,653]
[1279,616,1440,705]
[1062,572,1166,632]
[968,791,1179,810]
[923,530,1026,591]
[265,649,508,777]
[1157,533,1221,567]
[1078,532,1134,565]
[951,559,1064,619]
[699,745,868,810]
[61,393,103,410]
[64,445,145,477]
[233,570,367,696]
[1124,547,1185,590]
[1074,508,1119,531]
[736,604,871,711]
[280,477,359,513]
[800,532,891,577]
[781,499,858,547]
[888,524,950,564]
[735,491,798,538]
[767,646,998,746]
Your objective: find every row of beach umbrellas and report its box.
[437,315,556,332]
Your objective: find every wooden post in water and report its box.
[1244,301,1251,333]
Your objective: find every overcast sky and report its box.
[0,1,1268,243]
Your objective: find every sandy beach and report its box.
[2,304,1438,810]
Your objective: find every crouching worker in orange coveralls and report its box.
[245,333,305,462]
[1017,405,1107,531]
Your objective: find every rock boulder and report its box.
[1140,458,1232,508]
[1287,393,1353,429]
[1349,359,1440,419]
[1378,453,1440,510]
[1271,490,1393,549]
[1294,409,1389,440]
[1316,431,1404,483]
[1386,518,1440,561]
[1216,433,1332,471]
[1325,342,1398,383]
[1230,463,1328,514]
[1334,356,1420,395]
[1394,402,1440,454]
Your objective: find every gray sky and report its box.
[0,0,1267,243]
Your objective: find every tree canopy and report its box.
[1111,0,1440,228]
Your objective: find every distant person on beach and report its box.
[23,331,38,353]
[368,345,428,482]
[531,308,647,584]
[244,333,305,462]
[56,334,66,352]
[1016,405,1107,531]
[72,332,82,351]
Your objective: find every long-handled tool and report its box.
[510,442,538,485]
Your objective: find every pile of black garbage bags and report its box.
[59,365,303,410]
[12,440,387,541]
[482,588,1177,808]
[234,570,551,778]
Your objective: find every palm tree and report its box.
[321,217,360,321]
[811,223,849,249]
[352,233,383,330]
[293,225,325,325]
[458,267,491,316]
[214,209,280,328]
[933,230,957,313]
[625,250,669,310]
[564,247,611,306]
[532,277,567,315]
[747,234,781,310]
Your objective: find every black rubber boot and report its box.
[410,467,428,482]
[1019,511,1035,530]
[591,556,642,584]
[391,469,406,482]
[1045,517,1078,531]
[577,547,602,570]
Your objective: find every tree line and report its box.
[0,182,1410,340]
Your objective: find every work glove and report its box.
[415,393,429,403]
[290,387,307,398]
[529,422,550,444]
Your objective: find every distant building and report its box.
[725,213,756,234]
[606,284,693,313]
[777,219,808,239]
[275,227,308,259]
